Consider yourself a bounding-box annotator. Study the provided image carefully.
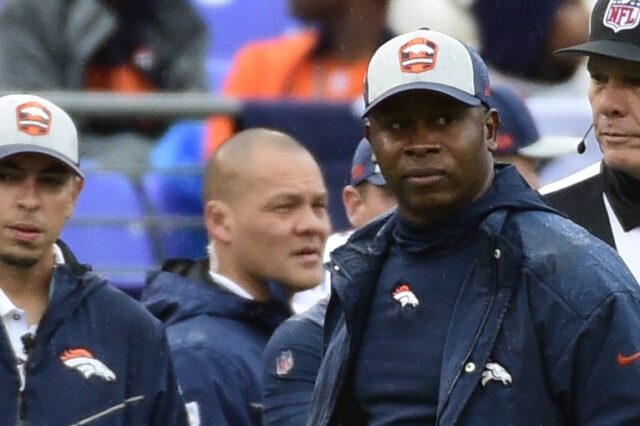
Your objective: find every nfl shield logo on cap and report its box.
[556,0,640,63]
[603,0,640,33]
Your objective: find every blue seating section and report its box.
[146,120,208,260]
[143,171,208,261]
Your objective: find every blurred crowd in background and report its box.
[0,0,600,292]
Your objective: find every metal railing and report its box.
[1,90,243,118]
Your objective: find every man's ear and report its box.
[204,200,233,243]
[484,108,500,152]
[343,185,365,229]
[66,177,84,219]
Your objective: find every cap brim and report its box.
[517,136,581,158]
[366,174,387,186]
[0,145,84,178]
[555,40,640,63]
[363,82,481,117]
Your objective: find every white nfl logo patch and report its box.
[275,350,295,377]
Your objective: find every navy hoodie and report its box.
[142,259,291,426]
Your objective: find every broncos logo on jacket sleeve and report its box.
[60,348,116,382]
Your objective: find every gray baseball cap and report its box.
[0,94,83,178]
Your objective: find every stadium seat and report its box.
[61,169,156,298]
[145,120,208,260]
[142,171,208,261]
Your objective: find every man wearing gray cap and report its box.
[542,0,640,283]
[0,94,187,425]
[308,28,640,425]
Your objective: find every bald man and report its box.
[142,128,331,426]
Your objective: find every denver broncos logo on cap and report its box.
[16,102,52,136]
[398,37,438,74]
[604,0,640,33]
[351,163,365,182]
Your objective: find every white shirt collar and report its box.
[0,244,63,316]
[209,271,255,301]
[0,286,16,318]
[53,243,65,265]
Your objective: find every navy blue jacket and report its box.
[142,258,291,426]
[0,241,187,426]
[309,166,640,425]
[262,297,327,426]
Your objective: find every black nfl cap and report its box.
[556,0,640,62]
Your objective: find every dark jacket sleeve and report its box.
[171,346,262,426]
[556,290,640,424]
[126,318,189,425]
[262,317,323,426]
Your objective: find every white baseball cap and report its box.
[363,28,492,117]
[0,94,83,178]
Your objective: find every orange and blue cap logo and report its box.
[16,102,51,136]
[398,37,438,74]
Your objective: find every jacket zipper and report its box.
[437,245,501,425]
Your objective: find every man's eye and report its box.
[273,204,293,212]
[388,120,409,131]
[590,73,607,84]
[313,201,328,212]
[435,115,455,125]
[39,176,66,187]
[0,172,18,182]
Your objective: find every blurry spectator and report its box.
[490,85,579,188]
[263,137,396,425]
[142,129,331,426]
[471,0,589,84]
[0,0,207,168]
[387,0,478,45]
[291,137,396,313]
[528,95,602,185]
[204,0,392,155]
[0,94,187,425]
[388,0,590,97]
[542,0,640,282]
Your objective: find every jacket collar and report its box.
[143,258,291,333]
[602,162,640,231]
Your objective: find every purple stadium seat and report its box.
[61,170,156,298]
